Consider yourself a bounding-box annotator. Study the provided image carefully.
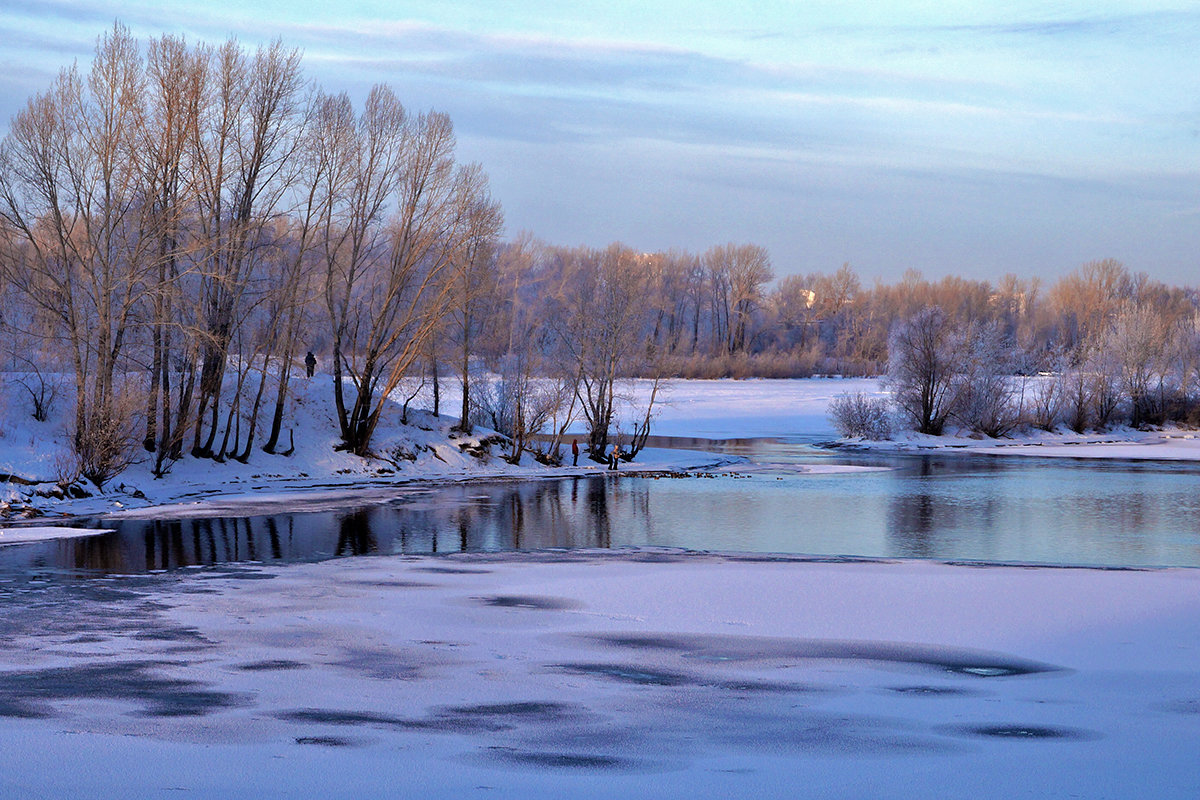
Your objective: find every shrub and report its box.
[1026,374,1065,432]
[829,392,893,440]
[72,392,139,489]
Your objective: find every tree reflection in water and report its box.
[336,510,375,557]
[29,476,644,576]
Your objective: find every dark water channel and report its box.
[4,438,1200,577]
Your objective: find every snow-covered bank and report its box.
[844,427,1200,461]
[0,374,892,522]
[0,374,741,521]
[2,442,736,521]
[1,552,1196,799]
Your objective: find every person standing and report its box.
[571,439,580,466]
[305,351,317,378]
[608,442,620,470]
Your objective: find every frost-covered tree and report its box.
[951,321,1021,437]
[885,306,960,435]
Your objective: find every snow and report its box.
[860,427,1200,461]
[0,374,743,520]
[0,552,1196,798]
[0,525,111,546]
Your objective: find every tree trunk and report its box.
[457,325,471,433]
[431,353,440,417]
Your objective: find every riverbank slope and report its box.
[0,374,737,520]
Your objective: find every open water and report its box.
[4,438,1200,576]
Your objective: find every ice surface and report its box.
[0,552,1196,798]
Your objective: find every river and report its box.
[3,438,1200,577]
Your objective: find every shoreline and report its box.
[2,447,746,525]
[7,372,1200,525]
[832,426,1200,462]
[10,426,1200,526]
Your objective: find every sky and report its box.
[0,1,1198,284]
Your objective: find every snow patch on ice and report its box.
[0,526,111,546]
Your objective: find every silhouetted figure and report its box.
[608,443,620,470]
[572,439,580,466]
[304,351,316,378]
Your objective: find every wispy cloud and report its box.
[935,9,1200,38]
[811,9,1200,41]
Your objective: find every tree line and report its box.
[831,259,1200,438]
[0,26,503,484]
[1,27,1197,486]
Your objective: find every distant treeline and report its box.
[826,260,1200,438]
[1,26,1197,486]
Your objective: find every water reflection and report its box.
[336,510,375,557]
[4,442,1200,577]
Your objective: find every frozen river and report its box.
[6,438,1200,576]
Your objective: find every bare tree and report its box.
[703,249,731,355]
[0,24,156,485]
[1049,259,1130,357]
[549,244,655,455]
[447,185,503,433]
[258,90,344,456]
[323,101,488,456]
[700,243,777,355]
[188,38,305,459]
[885,306,961,435]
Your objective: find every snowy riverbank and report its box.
[0,374,748,521]
[0,375,893,521]
[4,374,1200,521]
[1,550,1197,799]
[841,426,1200,460]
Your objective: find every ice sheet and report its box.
[0,553,1196,798]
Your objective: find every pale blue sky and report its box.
[2,1,1198,282]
